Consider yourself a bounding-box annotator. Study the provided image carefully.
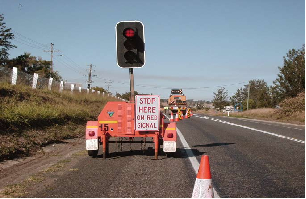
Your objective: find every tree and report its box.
[243,79,272,108]
[231,79,272,110]
[6,52,62,81]
[273,45,305,103]
[212,87,229,111]
[120,91,139,101]
[92,86,107,93]
[230,88,244,106]
[0,14,16,66]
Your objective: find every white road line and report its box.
[176,128,199,173]
[164,114,220,197]
[199,116,304,144]
[176,127,220,198]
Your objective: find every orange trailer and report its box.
[85,95,177,159]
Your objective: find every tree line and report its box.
[1,13,304,106]
[0,14,61,81]
[213,45,305,111]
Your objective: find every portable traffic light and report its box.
[116,21,145,68]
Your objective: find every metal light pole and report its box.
[129,68,134,102]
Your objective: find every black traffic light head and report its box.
[116,21,145,68]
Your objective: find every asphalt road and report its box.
[25,114,304,198]
[177,113,305,198]
[27,138,196,198]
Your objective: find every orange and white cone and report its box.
[190,111,193,117]
[192,155,214,198]
[170,112,174,122]
[175,113,179,122]
[185,112,189,119]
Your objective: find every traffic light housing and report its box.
[116,21,145,68]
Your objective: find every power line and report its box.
[44,43,60,72]
[13,31,49,50]
[105,80,113,92]
[12,31,87,77]
[11,31,251,94]
[52,56,87,76]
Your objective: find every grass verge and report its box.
[195,93,305,125]
[0,83,117,161]
[196,108,304,125]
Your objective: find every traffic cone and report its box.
[185,112,189,119]
[175,113,179,122]
[190,111,193,117]
[170,112,174,122]
[192,155,214,198]
[181,112,184,120]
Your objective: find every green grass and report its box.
[0,82,118,161]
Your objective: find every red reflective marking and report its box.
[88,131,95,137]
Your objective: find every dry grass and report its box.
[0,83,118,161]
[195,92,305,125]
[197,108,304,125]
[231,108,275,119]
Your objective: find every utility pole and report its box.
[105,80,113,92]
[44,43,59,73]
[87,64,93,89]
[247,83,250,111]
[50,43,54,72]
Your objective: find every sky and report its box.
[1,0,305,100]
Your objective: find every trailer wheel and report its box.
[88,150,98,158]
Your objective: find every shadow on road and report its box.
[97,149,155,159]
[193,143,235,147]
[93,147,206,159]
[170,148,206,159]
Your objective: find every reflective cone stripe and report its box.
[192,155,214,198]
[170,112,174,122]
[175,113,179,122]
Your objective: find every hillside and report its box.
[0,83,117,161]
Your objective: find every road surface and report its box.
[178,113,305,197]
[1,114,304,197]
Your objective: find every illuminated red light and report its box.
[124,28,135,38]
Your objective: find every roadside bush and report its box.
[276,92,305,117]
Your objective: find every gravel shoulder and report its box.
[0,136,196,198]
[0,137,86,197]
